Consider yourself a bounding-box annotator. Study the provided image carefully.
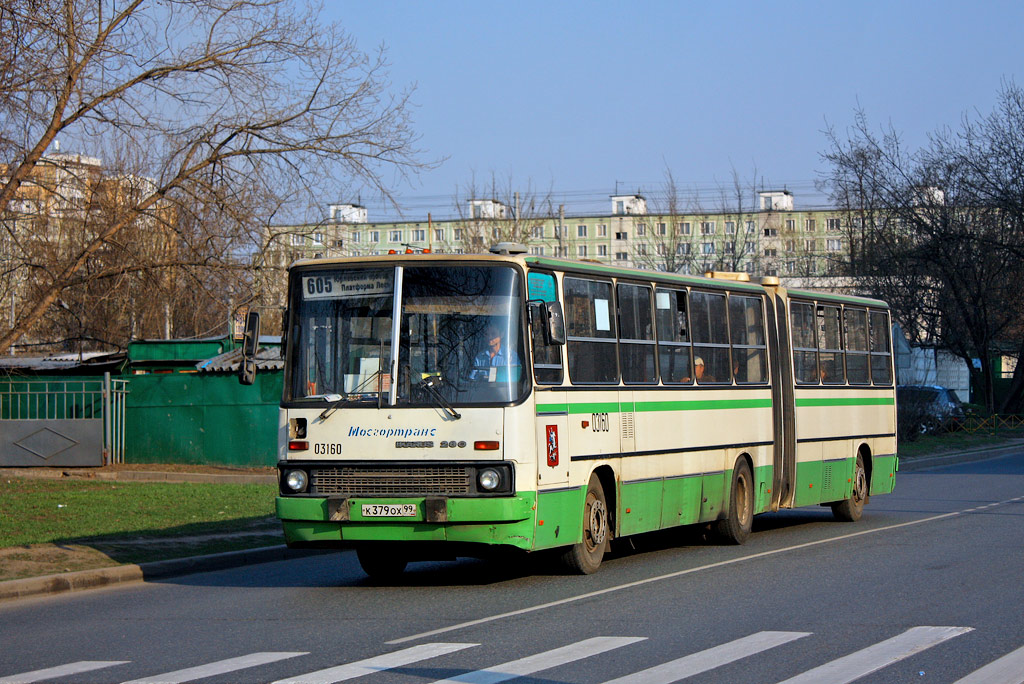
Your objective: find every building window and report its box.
[615,200,625,214]
[725,241,735,254]
[701,221,715,235]
[657,243,666,256]
[701,242,715,255]
[454,228,464,240]
[578,245,588,257]
[529,246,545,256]
[785,240,795,251]
[596,244,607,257]
[370,230,380,242]
[434,228,445,241]
[636,244,648,256]
[805,218,816,232]
[745,241,755,252]
[657,222,667,235]
[637,223,647,236]
[615,231,628,240]
[351,232,361,243]
[678,222,691,235]
[827,239,842,252]
[764,228,778,237]
[577,224,588,238]
[615,252,629,260]
[805,239,816,252]
[725,221,736,234]
[531,225,544,239]
[827,218,841,232]
[492,227,501,240]
[597,224,607,237]
[677,243,691,255]
[389,230,402,242]
[311,232,323,245]
[764,248,777,257]
[412,229,426,241]
[785,219,795,230]
[746,221,756,233]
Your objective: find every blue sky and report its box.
[328,1,1024,220]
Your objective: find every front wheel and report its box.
[713,458,754,544]
[561,474,609,574]
[831,453,868,522]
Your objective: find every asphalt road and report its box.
[2,451,1023,684]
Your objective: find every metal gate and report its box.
[0,373,128,466]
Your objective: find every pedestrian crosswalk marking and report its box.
[0,661,129,684]
[271,643,477,684]
[952,644,1024,684]
[775,626,973,684]
[7,628,1022,684]
[427,636,647,684]
[600,631,811,684]
[119,651,306,684]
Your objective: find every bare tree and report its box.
[449,173,557,255]
[0,0,423,351]
[821,88,1024,412]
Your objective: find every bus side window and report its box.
[818,305,845,384]
[617,283,656,384]
[527,272,564,384]
[844,308,870,384]
[564,277,618,384]
[869,310,893,385]
[791,301,818,384]
[729,295,767,384]
[690,290,731,383]
[656,288,691,384]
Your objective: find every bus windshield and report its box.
[288,264,528,406]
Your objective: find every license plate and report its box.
[361,503,417,517]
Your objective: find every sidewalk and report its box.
[2,440,1022,604]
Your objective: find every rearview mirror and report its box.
[238,311,260,386]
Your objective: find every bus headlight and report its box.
[284,469,308,493]
[478,468,501,491]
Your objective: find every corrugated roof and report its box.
[197,346,283,373]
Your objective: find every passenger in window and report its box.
[684,356,715,383]
[470,324,519,380]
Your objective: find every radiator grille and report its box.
[310,465,473,496]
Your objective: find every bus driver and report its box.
[470,324,519,380]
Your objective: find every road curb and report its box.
[0,545,332,604]
[897,440,1024,472]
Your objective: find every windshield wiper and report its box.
[416,376,462,420]
[318,371,384,420]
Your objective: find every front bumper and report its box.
[276,493,537,550]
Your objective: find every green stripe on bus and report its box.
[795,397,895,407]
[537,398,772,415]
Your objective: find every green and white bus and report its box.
[240,245,897,576]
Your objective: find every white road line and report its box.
[428,636,646,684]
[952,644,1024,684]
[774,626,973,684]
[119,652,306,684]
[601,631,811,684]
[272,643,478,684]
[389,502,1001,644]
[0,661,129,684]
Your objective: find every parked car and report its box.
[897,385,967,435]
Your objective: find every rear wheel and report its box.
[832,453,867,522]
[356,546,408,580]
[713,458,754,544]
[561,474,609,574]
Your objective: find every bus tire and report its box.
[561,474,609,574]
[356,546,408,580]
[831,452,867,522]
[714,458,753,545]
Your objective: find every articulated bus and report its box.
[239,245,897,577]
